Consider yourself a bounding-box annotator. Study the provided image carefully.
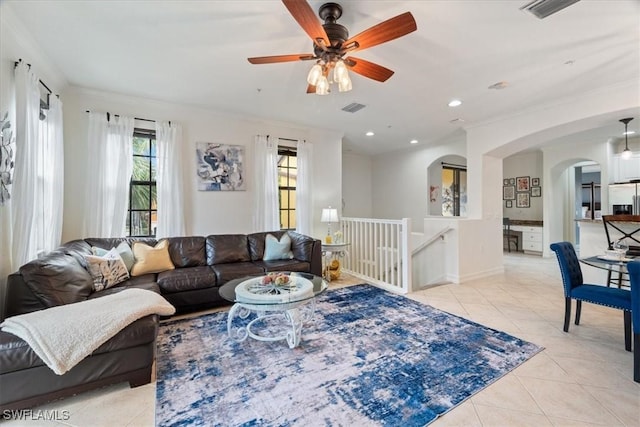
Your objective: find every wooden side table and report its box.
[321,242,350,281]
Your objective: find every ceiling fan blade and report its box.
[248,54,316,64]
[282,0,330,48]
[345,56,394,82]
[306,84,316,94]
[342,12,417,53]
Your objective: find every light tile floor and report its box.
[4,253,639,426]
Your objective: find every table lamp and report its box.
[321,207,339,243]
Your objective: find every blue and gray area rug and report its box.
[156,284,542,426]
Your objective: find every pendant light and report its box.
[620,117,633,160]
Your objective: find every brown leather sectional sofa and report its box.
[0,230,321,410]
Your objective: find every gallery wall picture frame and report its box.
[503,178,509,186]
[531,177,540,186]
[516,176,530,192]
[509,178,515,185]
[503,185,515,200]
[505,200,512,208]
[195,142,246,191]
[516,192,530,208]
[531,186,541,197]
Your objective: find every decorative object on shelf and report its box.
[195,142,245,191]
[516,176,530,192]
[0,111,14,205]
[516,192,530,208]
[620,117,634,160]
[333,230,343,244]
[531,186,541,197]
[532,177,540,186]
[505,200,512,208]
[503,185,515,200]
[321,206,339,243]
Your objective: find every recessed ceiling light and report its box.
[449,118,465,123]
[624,130,636,135]
[365,131,375,136]
[448,99,462,107]
[564,60,575,65]
[410,139,418,144]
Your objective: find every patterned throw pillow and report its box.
[263,233,294,261]
[92,241,135,271]
[84,248,130,292]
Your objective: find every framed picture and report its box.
[516,176,530,192]
[503,185,515,200]
[531,186,541,197]
[503,178,509,186]
[516,192,530,208]
[505,200,512,208]
[196,143,246,191]
[531,177,540,186]
[509,178,515,185]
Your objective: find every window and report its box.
[278,146,297,230]
[442,165,467,217]
[127,129,157,237]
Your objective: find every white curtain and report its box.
[83,113,134,237]
[253,135,279,231]
[40,96,64,252]
[12,62,44,267]
[295,139,313,235]
[155,121,185,238]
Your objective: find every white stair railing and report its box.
[340,217,412,294]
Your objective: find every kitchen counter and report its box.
[510,219,543,227]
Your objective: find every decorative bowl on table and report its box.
[602,249,627,261]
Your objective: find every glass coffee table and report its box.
[219,272,328,348]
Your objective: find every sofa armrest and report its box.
[288,232,322,276]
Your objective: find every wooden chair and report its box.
[503,218,518,252]
[602,215,640,288]
[550,242,631,351]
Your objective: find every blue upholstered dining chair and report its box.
[550,242,631,351]
[627,260,640,382]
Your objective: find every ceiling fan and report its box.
[247,1,417,94]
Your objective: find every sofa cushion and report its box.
[206,234,250,265]
[263,233,294,261]
[87,279,160,299]
[19,252,94,308]
[84,249,130,291]
[0,315,158,374]
[211,262,264,284]
[85,237,157,251]
[157,266,217,293]
[131,240,175,276]
[92,242,135,271]
[166,237,206,268]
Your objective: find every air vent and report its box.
[520,0,581,19]
[341,103,366,113]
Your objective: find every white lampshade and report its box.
[315,75,330,95]
[307,63,322,86]
[321,207,339,223]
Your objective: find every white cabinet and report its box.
[511,225,543,254]
[613,154,640,182]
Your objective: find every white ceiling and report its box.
[5,0,640,155]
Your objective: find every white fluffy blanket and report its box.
[0,288,175,375]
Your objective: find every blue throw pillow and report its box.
[263,233,294,261]
[92,241,135,271]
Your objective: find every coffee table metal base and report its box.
[226,299,317,348]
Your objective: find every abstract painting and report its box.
[195,143,245,191]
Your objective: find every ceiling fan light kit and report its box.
[248,1,417,95]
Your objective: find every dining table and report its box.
[579,254,636,287]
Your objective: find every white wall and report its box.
[370,133,466,233]
[502,151,543,221]
[61,86,343,242]
[342,152,372,218]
